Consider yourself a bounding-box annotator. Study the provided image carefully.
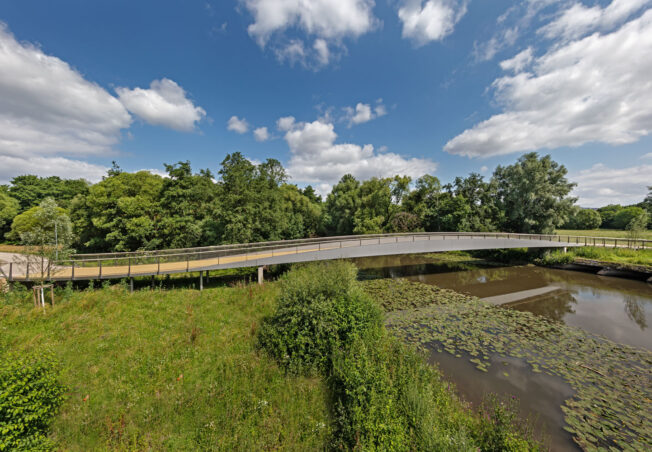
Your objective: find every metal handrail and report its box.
[5,231,649,282]
[68,231,650,263]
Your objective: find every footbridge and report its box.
[1,232,586,285]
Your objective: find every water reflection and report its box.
[355,255,652,350]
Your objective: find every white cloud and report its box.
[570,163,652,207]
[277,116,296,131]
[0,155,108,184]
[540,0,650,41]
[241,0,378,67]
[253,126,270,142]
[0,23,131,157]
[445,8,652,157]
[472,0,560,62]
[499,47,533,72]
[280,118,437,188]
[227,116,249,134]
[343,100,387,126]
[480,165,489,173]
[398,0,467,46]
[116,78,206,132]
[642,152,652,159]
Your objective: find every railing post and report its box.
[9,263,13,282]
[99,261,102,279]
[71,262,75,280]
[128,258,131,277]
[157,257,160,275]
[26,262,29,281]
[186,255,189,272]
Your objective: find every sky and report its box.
[0,0,650,207]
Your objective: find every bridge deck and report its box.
[1,233,583,282]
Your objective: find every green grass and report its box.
[556,229,652,240]
[568,246,652,267]
[0,282,329,451]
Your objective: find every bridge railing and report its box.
[4,232,649,282]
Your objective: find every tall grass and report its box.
[0,281,330,450]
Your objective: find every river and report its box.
[354,254,652,451]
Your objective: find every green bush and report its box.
[257,261,381,374]
[535,250,575,266]
[259,262,541,450]
[471,394,539,452]
[0,353,65,451]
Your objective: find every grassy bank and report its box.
[540,246,652,268]
[257,262,540,451]
[556,229,652,240]
[0,282,329,450]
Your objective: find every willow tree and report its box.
[492,153,576,234]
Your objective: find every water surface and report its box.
[354,254,652,450]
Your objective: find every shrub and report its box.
[535,250,575,266]
[0,353,65,451]
[257,261,381,374]
[573,209,602,230]
[471,394,539,452]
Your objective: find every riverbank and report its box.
[369,278,652,450]
[2,266,542,450]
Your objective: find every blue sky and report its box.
[0,0,650,206]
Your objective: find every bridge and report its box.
[1,232,589,286]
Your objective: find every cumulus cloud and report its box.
[0,155,108,184]
[445,8,652,157]
[0,23,131,157]
[343,100,387,126]
[241,0,378,67]
[570,163,652,207]
[280,118,437,190]
[540,0,650,41]
[398,0,467,46]
[116,78,206,132]
[227,116,249,134]
[253,126,270,142]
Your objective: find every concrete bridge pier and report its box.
[258,266,264,285]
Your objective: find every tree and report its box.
[11,198,73,280]
[215,153,289,243]
[158,161,217,249]
[450,173,499,231]
[70,170,164,252]
[0,189,19,239]
[626,211,649,241]
[8,175,89,211]
[492,153,576,234]
[324,175,360,235]
[597,204,622,229]
[280,184,323,239]
[567,209,602,230]
[353,177,393,234]
[613,206,647,230]
[402,175,442,228]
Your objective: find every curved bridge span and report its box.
[2,232,582,283]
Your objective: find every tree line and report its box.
[0,152,650,254]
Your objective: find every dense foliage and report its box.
[0,353,65,451]
[258,262,540,451]
[0,152,648,252]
